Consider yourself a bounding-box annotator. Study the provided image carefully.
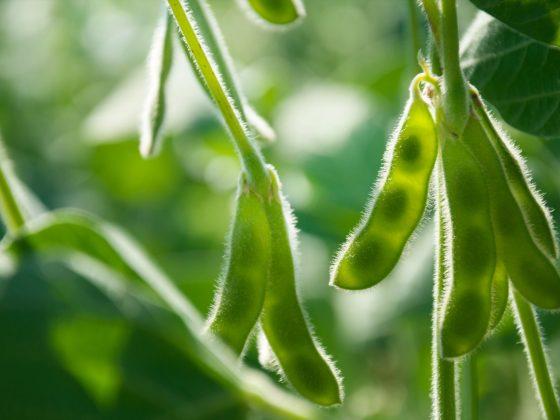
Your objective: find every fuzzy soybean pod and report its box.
[462,116,560,309]
[206,174,270,355]
[472,93,558,259]
[331,83,437,290]
[439,134,496,358]
[261,167,343,407]
[245,0,305,25]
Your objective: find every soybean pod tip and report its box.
[239,0,306,28]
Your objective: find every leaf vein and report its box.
[461,40,533,68]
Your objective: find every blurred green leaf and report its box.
[51,316,129,407]
[1,208,315,419]
[91,140,183,203]
[0,257,246,419]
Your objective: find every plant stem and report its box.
[429,32,442,75]
[173,1,275,144]
[166,0,269,193]
[407,0,421,74]
[422,0,441,49]
[470,357,479,420]
[461,356,479,420]
[420,0,442,75]
[512,289,560,420]
[0,147,25,233]
[440,0,468,136]
[186,0,247,120]
[432,162,458,420]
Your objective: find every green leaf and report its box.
[1,209,315,419]
[468,0,560,47]
[462,13,560,138]
[51,315,129,407]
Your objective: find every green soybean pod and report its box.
[244,0,305,25]
[462,115,560,310]
[487,261,509,333]
[261,167,343,406]
[331,82,437,290]
[140,10,174,158]
[439,134,496,358]
[472,93,558,259]
[206,173,270,355]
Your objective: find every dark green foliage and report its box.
[469,0,560,47]
[462,14,560,138]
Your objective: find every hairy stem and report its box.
[440,0,468,135]
[186,0,246,119]
[512,289,560,420]
[166,0,269,193]
[461,356,479,420]
[422,0,441,49]
[429,32,442,75]
[432,161,458,420]
[407,0,422,73]
[177,0,275,143]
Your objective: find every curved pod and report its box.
[331,86,437,290]
[462,115,560,310]
[472,93,558,259]
[261,167,343,406]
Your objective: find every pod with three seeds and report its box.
[439,128,496,358]
[331,78,438,290]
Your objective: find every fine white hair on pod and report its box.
[329,96,415,287]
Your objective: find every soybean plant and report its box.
[331,0,560,418]
[141,0,342,407]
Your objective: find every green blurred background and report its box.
[1,0,560,418]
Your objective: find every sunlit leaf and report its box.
[469,0,560,47]
[462,13,560,138]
